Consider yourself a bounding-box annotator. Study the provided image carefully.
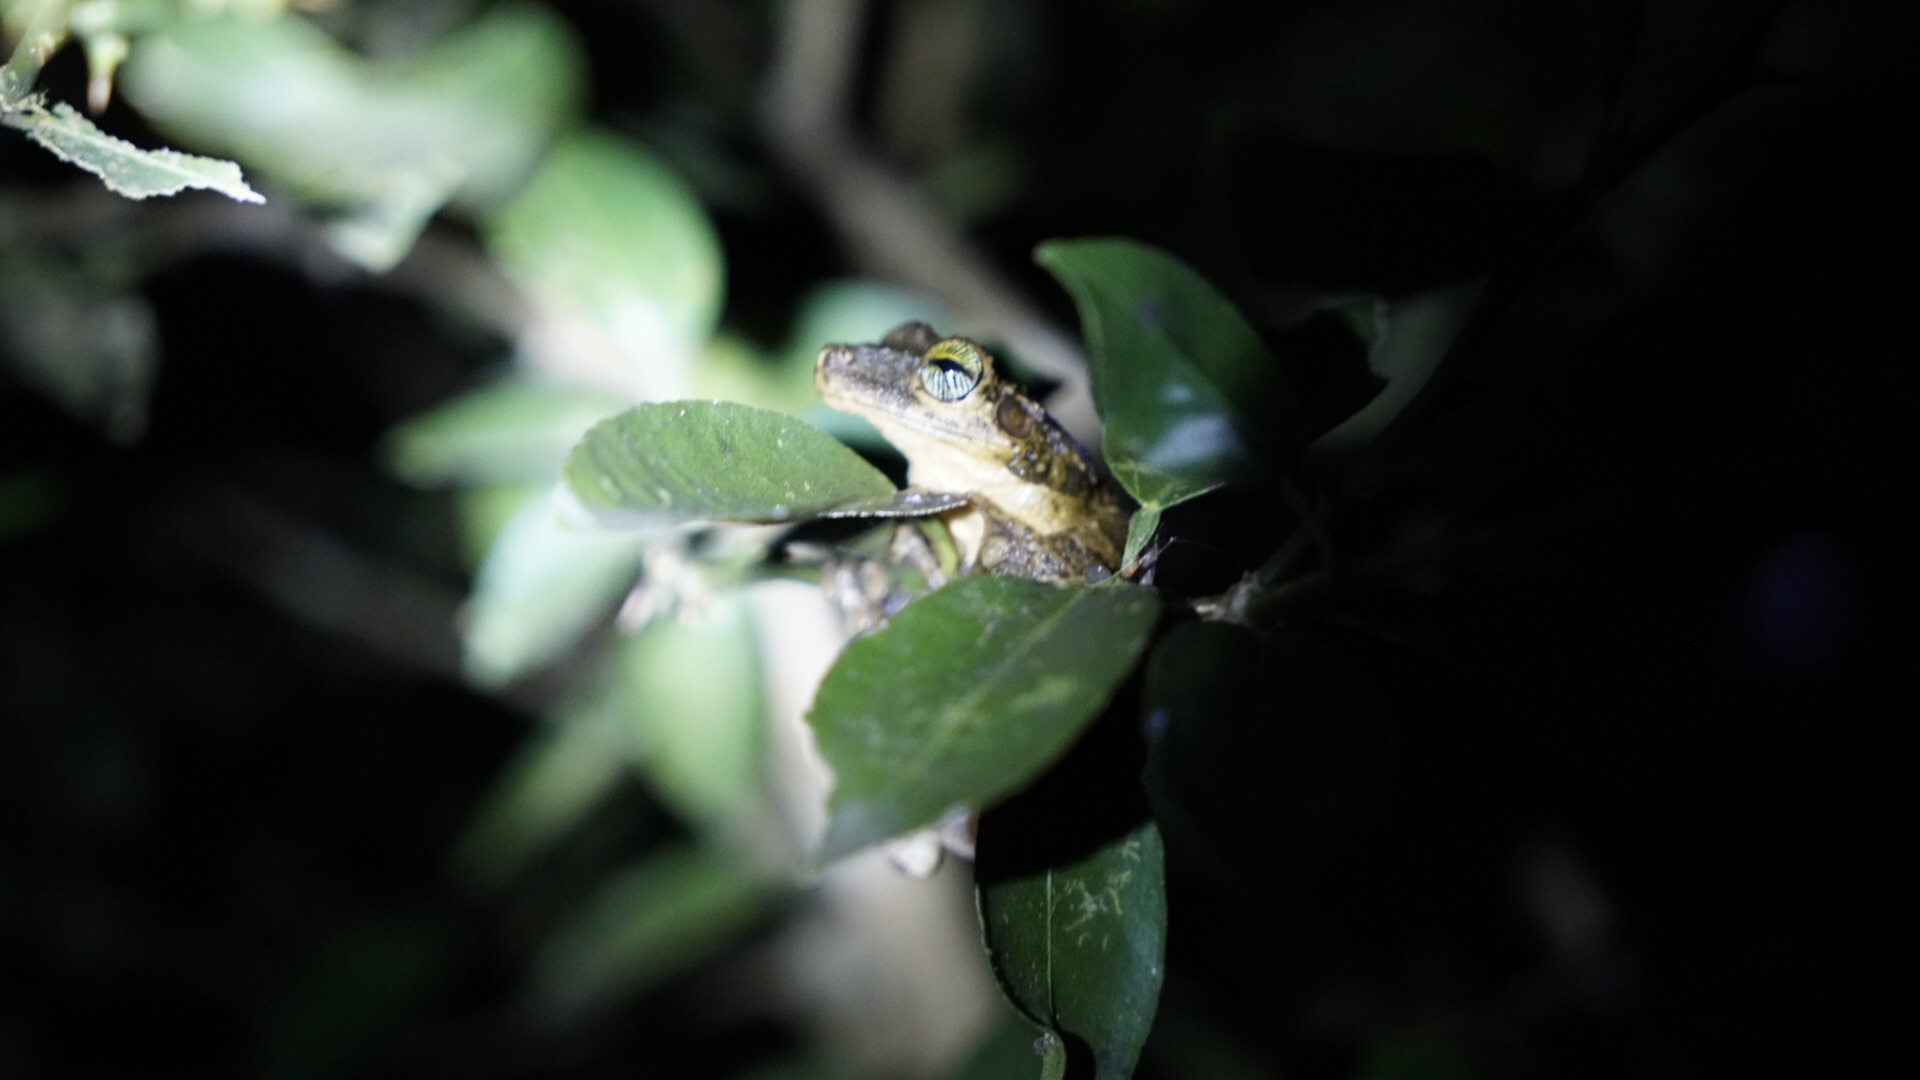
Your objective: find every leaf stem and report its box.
[1,0,72,103]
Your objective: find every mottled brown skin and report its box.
[816,322,1129,582]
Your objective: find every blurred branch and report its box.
[6,184,531,343]
[759,0,1097,437]
[161,476,597,714]
[164,477,468,681]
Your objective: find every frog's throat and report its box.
[940,504,987,568]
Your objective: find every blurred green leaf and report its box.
[7,100,262,201]
[782,279,951,445]
[483,127,723,387]
[784,280,952,372]
[461,488,643,688]
[454,682,631,889]
[951,1015,1055,1080]
[119,4,583,263]
[0,249,157,443]
[1036,238,1305,509]
[977,822,1166,1080]
[529,844,774,1016]
[319,166,456,270]
[1042,1039,1069,1080]
[688,331,818,416]
[808,577,1160,860]
[455,482,543,571]
[617,593,765,837]
[386,378,628,487]
[563,401,898,526]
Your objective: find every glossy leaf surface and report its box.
[808,577,1160,860]
[1036,238,1305,509]
[978,822,1166,1080]
[564,401,898,525]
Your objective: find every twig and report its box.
[758,0,1097,438]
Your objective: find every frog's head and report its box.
[816,322,1095,497]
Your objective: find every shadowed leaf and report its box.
[808,577,1159,860]
[1036,238,1305,509]
[978,822,1166,1080]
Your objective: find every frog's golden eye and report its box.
[919,339,985,402]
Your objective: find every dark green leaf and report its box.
[1142,622,1394,895]
[978,822,1166,1080]
[564,401,898,525]
[808,578,1160,860]
[1036,238,1305,508]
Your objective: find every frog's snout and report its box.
[815,344,856,392]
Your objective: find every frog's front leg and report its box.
[823,518,953,634]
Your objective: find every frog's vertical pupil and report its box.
[919,339,984,401]
[922,361,973,401]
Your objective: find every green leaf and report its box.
[453,682,631,889]
[807,577,1160,860]
[484,128,724,388]
[386,378,628,487]
[563,400,899,525]
[977,822,1166,1080]
[9,101,262,202]
[529,844,775,1017]
[119,6,583,210]
[1035,238,1305,509]
[461,488,643,688]
[1141,622,1393,895]
[454,482,543,571]
[617,594,766,837]
[687,332,818,416]
[1119,506,1160,572]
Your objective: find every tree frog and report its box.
[815,322,1128,584]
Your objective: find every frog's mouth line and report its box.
[815,344,1004,447]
